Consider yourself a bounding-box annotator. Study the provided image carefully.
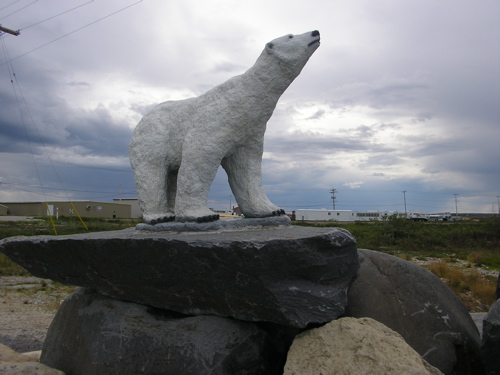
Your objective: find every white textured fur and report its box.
[129,31,320,223]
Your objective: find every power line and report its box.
[2,37,48,203]
[1,181,135,195]
[19,0,94,31]
[0,0,143,67]
[0,1,22,12]
[0,0,38,21]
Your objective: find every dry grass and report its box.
[424,261,497,312]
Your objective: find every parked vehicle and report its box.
[407,212,429,221]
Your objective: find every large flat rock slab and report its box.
[0,226,359,328]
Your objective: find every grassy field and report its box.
[0,216,141,276]
[0,215,498,311]
[293,216,500,311]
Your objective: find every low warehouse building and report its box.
[0,201,131,219]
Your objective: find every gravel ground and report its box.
[0,276,75,352]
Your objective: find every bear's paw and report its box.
[196,214,220,223]
[148,215,176,225]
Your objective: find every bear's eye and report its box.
[288,35,294,39]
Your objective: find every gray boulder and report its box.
[0,226,359,328]
[344,249,483,375]
[482,299,500,375]
[41,288,295,375]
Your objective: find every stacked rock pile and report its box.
[0,220,488,374]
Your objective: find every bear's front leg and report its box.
[222,146,285,218]
[174,149,222,223]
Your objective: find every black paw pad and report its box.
[280,209,286,215]
[196,214,220,223]
[149,215,175,225]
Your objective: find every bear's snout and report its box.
[308,30,320,47]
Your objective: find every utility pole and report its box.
[0,25,20,36]
[453,194,459,218]
[330,188,337,210]
[402,190,407,217]
[496,196,500,216]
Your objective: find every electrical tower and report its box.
[330,188,337,210]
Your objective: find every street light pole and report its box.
[453,194,459,218]
[402,190,407,217]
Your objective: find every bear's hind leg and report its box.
[133,162,175,224]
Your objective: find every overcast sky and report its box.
[1,0,499,214]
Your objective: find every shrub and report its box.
[0,253,30,276]
[467,251,485,266]
[425,261,496,311]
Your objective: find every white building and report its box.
[295,209,357,221]
[295,209,406,222]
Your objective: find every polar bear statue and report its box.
[129,30,320,223]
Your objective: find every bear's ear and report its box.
[265,42,274,53]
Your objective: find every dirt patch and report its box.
[0,276,75,352]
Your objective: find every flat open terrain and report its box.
[0,276,75,352]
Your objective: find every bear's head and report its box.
[265,30,320,73]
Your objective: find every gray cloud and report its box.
[0,0,498,213]
[305,109,325,120]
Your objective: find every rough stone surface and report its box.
[129,31,320,223]
[0,343,34,363]
[283,317,443,375]
[344,249,484,375]
[482,299,500,375]
[136,215,290,232]
[0,226,358,328]
[41,288,293,375]
[0,343,64,374]
[470,312,487,338]
[0,362,65,375]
